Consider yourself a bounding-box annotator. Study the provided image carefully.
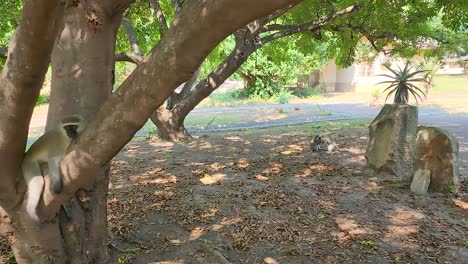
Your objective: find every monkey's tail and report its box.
[26,176,44,222]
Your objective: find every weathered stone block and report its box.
[414,126,459,193]
[410,168,431,195]
[365,104,418,179]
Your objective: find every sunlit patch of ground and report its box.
[108,123,467,263]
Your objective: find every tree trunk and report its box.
[151,64,201,141]
[151,29,256,141]
[1,0,305,261]
[150,107,191,141]
[4,4,122,263]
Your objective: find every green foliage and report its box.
[146,126,161,140]
[273,89,294,104]
[291,85,323,98]
[35,94,49,106]
[378,62,428,104]
[0,0,21,47]
[200,36,236,78]
[448,184,456,196]
[236,39,324,100]
[417,58,441,86]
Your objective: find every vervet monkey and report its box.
[22,115,85,221]
[320,135,338,153]
[310,135,322,152]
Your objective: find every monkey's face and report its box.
[64,125,79,139]
[313,135,322,144]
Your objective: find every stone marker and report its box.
[414,126,459,193]
[410,168,431,195]
[365,104,418,179]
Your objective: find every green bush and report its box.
[35,94,49,106]
[209,91,237,106]
[273,89,295,104]
[291,85,322,98]
[235,82,283,100]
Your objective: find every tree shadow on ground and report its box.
[108,124,467,264]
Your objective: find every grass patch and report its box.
[232,118,371,136]
[185,115,243,127]
[429,74,468,94]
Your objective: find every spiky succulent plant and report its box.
[378,62,428,104]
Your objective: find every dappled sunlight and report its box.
[383,207,425,249]
[346,146,365,155]
[188,227,206,241]
[387,207,425,225]
[452,197,468,210]
[224,135,252,146]
[199,173,226,185]
[107,120,467,262]
[280,143,304,155]
[333,215,375,242]
[359,180,383,191]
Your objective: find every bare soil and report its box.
[108,126,468,264]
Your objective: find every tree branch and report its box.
[178,64,201,98]
[260,23,290,32]
[250,5,293,34]
[331,24,396,55]
[148,0,169,35]
[115,52,143,64]
[122,16,144,57]
[259,3,362,45]
[0,0,64,207]
[41,0,304,217]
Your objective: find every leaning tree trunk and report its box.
[46,4,121,262]
[151,29,256,141]
[150,106,191,141]
[150,65,201,141]
[0,0,307,261]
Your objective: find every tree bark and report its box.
[0,1,303,261]
[43,0,304,211]
[0,1,126,262]
[46,3,122,262]
[150,107,191,141]
[0,0,65,261]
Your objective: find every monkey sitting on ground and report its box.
[22,115,85,221]
[310,135,322,152]
[307,134,338,154]
[320,135,338,153]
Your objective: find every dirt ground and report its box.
[108,124,468,264]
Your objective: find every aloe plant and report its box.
[378,62,428,104]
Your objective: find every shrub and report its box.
[291,85,322,98]
[378,61,428,104]
[273,89,295,104]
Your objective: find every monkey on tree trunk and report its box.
[21,115,86,221]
